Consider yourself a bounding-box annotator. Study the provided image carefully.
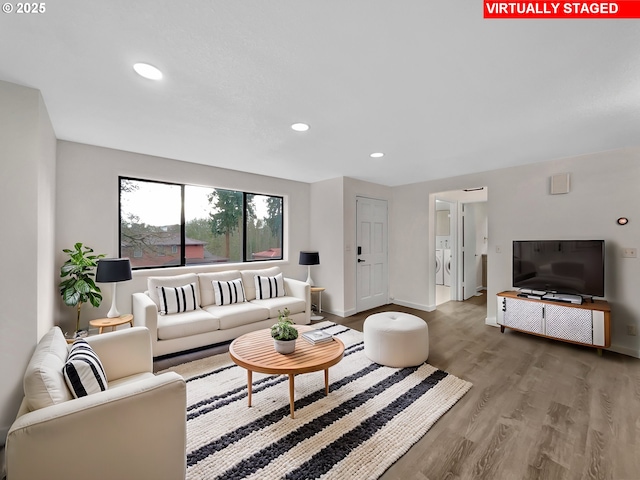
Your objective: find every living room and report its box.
[2,3,640,479]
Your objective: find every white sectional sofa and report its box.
[132,266,311,357]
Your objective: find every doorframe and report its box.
[429,188,488,309]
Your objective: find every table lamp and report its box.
[299,251,319,286]
[96,258,132,318]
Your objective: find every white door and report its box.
[356,197,388,312]
[461,203,477,300]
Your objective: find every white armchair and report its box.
[5,326,186,480]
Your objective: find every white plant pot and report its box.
[273,339,296,354]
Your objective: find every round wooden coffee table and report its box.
[229,326,344,419]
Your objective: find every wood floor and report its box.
[154,294,640,480]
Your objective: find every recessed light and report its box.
[370,152,384,158]
[133,63,163,80]
[291,123,310,132]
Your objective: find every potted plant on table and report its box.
[59,242,105,338]
[271,308,299,354]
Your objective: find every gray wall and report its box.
[0,80,56,450]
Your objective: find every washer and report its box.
[435,249,444,285]
[443,249,451,286]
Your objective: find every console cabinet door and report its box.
[545,304,593,344]
[503,298,544,334]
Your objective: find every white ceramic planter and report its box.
[274,339,296,354]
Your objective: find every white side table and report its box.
[310,287,326,320]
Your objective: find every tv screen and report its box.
[513,240,605,297]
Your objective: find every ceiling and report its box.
[2,2,639,186]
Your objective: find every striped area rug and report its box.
[163,322,472,479]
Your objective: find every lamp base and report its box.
[306,266,314,286]
[106,283,120,318]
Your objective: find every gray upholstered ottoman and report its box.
[363,312,429,367]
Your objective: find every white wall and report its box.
[309,178,345,315]
[390,148,640,357]
[55,141,311,332]
[308,177,391,317]
[0,80,56,449]
[473,202,488,290]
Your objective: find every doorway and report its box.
[356,196,389,313]
[431,188,488,308]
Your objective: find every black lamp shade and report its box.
[96,258,132,283]
[299,251,320,266]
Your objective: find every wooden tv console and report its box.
[496,291,611,355]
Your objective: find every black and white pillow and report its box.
[157,282,198,315]
[213,279,246,306]
[254,273,285,300]
[63,339,108,398]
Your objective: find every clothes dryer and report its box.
[443,249,452,286]
[435,249,444,285]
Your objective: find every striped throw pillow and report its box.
[63,339,108,398]
[157,282,198,315]
[213,279,246,306]
[254,273,285,300]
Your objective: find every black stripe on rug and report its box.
[203,366,435,479]
[185,363,236,383]
[187,362,385,467]
[187,374,287,415]
[285,369,448,480]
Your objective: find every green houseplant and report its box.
[59,242,105,336]
[271,308,298,354]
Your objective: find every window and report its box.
[120,177,284,269]
[246,194,283,262]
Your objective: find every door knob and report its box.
[358,259,365,263]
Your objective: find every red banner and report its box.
[484,1,640,18]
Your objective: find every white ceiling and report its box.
[2,2,639,186]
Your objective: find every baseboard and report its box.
[391,299,436,313]
[323,308,354,318]
[607,344,640,359]
[485,316,499,327]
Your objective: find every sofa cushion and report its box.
[213,279,246,306]
[157,282,199,315]
[251,296,307,318]
[254,272,285,299]
[198,271,241,307]
[148,273,200,309]
[241,267,282,301]
[157,310,221,341]
[63,339,108,398]
[23,326,73,411]
[203,303,270,330]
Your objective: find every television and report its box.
[512,240,605,297]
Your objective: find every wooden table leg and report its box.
[324,369,329,395]
[289,374,295,419]
[247,370,253,407]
